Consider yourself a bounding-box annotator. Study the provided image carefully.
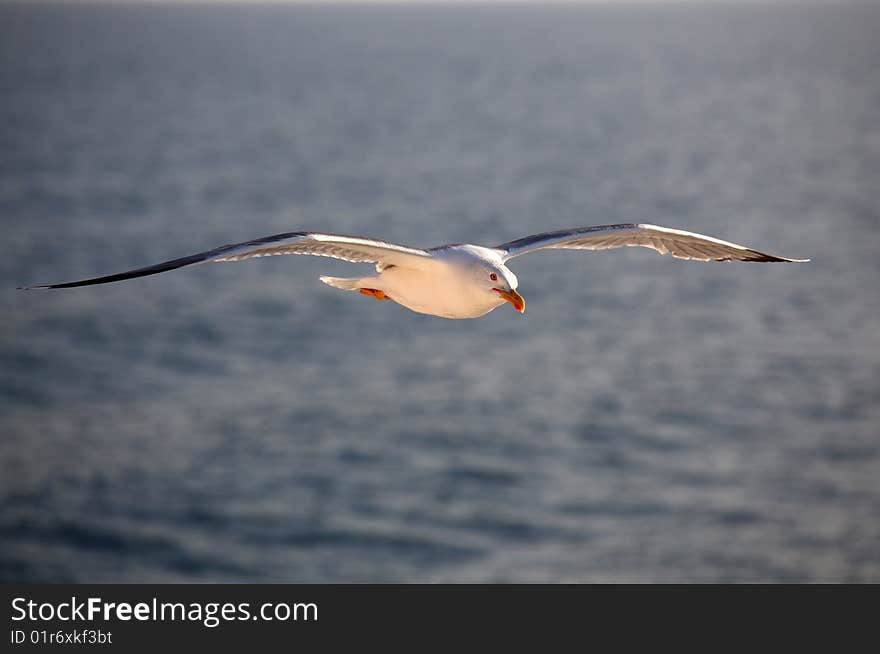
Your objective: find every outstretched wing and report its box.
[496,223,808,263]
[21,232,436,289]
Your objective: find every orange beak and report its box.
[493,288,525,314]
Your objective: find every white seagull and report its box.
[20,223,807,319]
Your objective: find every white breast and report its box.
[377,265,504,319]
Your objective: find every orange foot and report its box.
[359,288,391,301]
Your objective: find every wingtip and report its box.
[748,253,810,263]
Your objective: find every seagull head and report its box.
[452,246,525,314]
[487,266,525,314]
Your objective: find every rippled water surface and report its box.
[2,2,879,582]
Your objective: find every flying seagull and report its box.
[20,223,807,319]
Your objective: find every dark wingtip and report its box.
[742,251,810,263]
[755,256,810,263]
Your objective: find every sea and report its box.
[1,1,879,582]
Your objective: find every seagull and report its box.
[20,223,807,319]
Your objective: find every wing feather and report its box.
[496,223,808,263]
[21,231,435,289]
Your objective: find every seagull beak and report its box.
[493,288,525,314]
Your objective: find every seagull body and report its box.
[21,223,807,319]
[327,244,518,319]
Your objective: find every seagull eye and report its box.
[489,273,498,282]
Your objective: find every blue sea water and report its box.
[1,2,879,582]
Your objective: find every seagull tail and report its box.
[319,276,363,291]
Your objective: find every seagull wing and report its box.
[22,231,436,289]
[495,223,808,263]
